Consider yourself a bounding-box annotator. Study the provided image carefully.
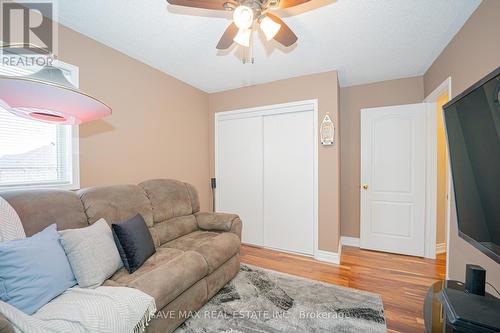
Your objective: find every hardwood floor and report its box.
[240,244,446,333]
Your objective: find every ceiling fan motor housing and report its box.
[223,2,236,10]
[267,0,281,9]
[166,0,300,49]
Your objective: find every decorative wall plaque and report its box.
[320,112,335,145]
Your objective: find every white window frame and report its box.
[0,60,80,191]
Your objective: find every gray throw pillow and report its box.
[59,218,123,288]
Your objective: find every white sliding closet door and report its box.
[216,100,317,256]
[263,111,314,255]
[217,116,263,246]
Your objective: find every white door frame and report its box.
[423,77,452,269]
[214,99,319,258]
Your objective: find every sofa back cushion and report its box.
[139,179,199,245]
[152,215,198,244]
[139,179,199,221]
[77,185,154,227]
[0,189,87,236]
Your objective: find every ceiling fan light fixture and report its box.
[260,16,281,41]
[233,5,254,29]
[233,28,251,47]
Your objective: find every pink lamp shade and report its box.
[0,66,111,125]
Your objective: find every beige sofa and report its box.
[0,179,242,333]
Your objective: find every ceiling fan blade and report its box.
[267,13,297,47]
[216,23,238,49]
[277,0,311,9]
[166,0,228,10]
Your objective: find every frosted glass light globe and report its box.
[260,16,281,40]
[233,6,254,29]
[233,28,251,47]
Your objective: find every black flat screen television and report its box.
[443,67,500,264]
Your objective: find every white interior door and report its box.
[360,103,427,257]
[217,116,263,246]
[263,110,315,255]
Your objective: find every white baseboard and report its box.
[340,237,445,255]
[341,236,360,247]
[315,249,340,265]
[436,242,446,254]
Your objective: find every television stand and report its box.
[424,280,500,333]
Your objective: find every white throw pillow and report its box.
[0,197,26,242]
[59,219,123,288]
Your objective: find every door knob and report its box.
[362,184,368,190]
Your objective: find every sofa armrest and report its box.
[195,212,242,239]
[0,314,14,333]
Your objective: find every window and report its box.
[0,62,80,190]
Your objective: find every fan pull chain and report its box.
[242,30,255,64]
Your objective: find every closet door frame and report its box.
[214,99,319,258]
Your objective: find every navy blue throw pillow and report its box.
[112,214,156,273]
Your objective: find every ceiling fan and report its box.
[166,0,310,49]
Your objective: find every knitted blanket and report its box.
[0,286,156,333]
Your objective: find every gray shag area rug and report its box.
[175,264,386,333]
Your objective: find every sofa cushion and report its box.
[163,231,240,273]
[60,219,123,288]
[0,224,76,314]
[110,247,184,285]
[139,179,195,222]
[193,233,240,273]
[161,230,219,251]
[112,214,156,273]
[78,185,154,227]
[109,248,208,310]
[0,190,87,236]
[153,215,198,245]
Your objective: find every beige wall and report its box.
[57,25,211,210]
[339,77,424,237]
[208,71,341,252]
[435,92,449,245]
[423,0,500,291]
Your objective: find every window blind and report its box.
[0,64,74,188]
